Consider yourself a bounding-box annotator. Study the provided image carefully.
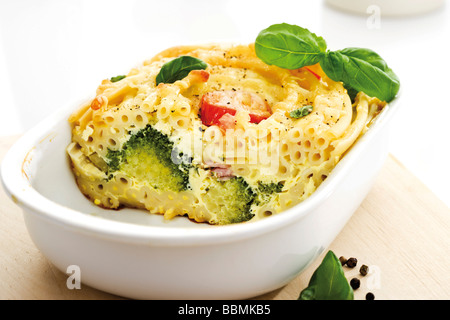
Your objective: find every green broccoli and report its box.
[202,177,256,224]
[257,181,284,194]
[106,124,191,192]
[254,181,284,205]
[104,124,284,225]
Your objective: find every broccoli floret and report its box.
[257,181,284,194]
[106,124,191,192]
[104,124,284,225]
[203,177,256,224]
[254,181,284,205]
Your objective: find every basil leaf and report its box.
[298,250,354,300]
[156,56,208,85]
[320,49,400,102]
[340,47,400,83]
[289,105,313,119]
[110,75,126,83]
[255,23,327,69]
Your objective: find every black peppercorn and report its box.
[360,264,369,276]
[366,292,375,300]
[350,277,360,290]
[339,256,347,266]
[346,257,357,268]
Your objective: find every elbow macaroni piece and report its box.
[67,43,386,225]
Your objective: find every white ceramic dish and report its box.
[1,90,400,299]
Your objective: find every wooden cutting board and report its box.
[1,135,449,300]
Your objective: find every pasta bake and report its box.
[67,43,386,225]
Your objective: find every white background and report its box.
[0,0,448,208]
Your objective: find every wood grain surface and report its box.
[1,135,449,300]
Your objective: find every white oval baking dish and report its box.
[1,91,400,299]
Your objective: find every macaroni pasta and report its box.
[67,44,386,225]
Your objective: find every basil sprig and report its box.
[156,55,208,85]
[255,23,400,102]
[298,250,354,300]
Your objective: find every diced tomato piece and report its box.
[200,90,271,127]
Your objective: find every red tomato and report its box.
[200,90,271,127]
[305,67,321,80]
